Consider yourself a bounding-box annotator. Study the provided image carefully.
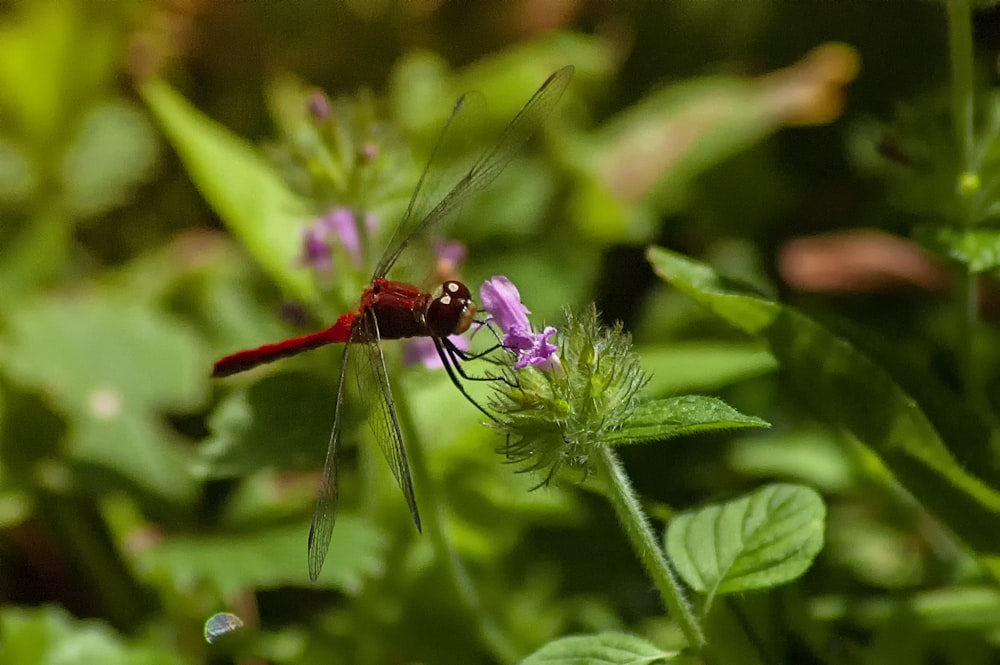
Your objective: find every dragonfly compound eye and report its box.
[427,280,476,336]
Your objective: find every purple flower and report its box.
[299,208,364,272]
[360,141,379,162]
[307,89,331,122]
[434,239,467,281]
[434,239,467,268]
[404,334,469,369]
[480,276,559,371]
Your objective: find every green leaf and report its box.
[666,483,825,603]
[640,342,777,396]
[0,1,118,145]
[605,396,769,447]
[729,428,854,492]
[647,246,1000,569]
[913,224,1000,273]
[140,517,385,593]
[61,100,159,218]
[140,79,314,303]
[0,297,204,504]
[0,138,38,205]
[810,585,1000,632]
[568,73,798,243]
[198,371,337,479]
[0,605,186,665]
[521,632,676,665]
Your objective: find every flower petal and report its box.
[301,223,333,272]
[512,325,559,370]
[321,208,361,266]
[480,276,531,332]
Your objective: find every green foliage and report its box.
[198,372,337,478]
[4,1,1000,664]
[639,342,777,396]
[0,0,159,301]
[648,246,1000,566]
[141,80,315,304]
[913,224,1000,273]
[604,396,769,446]
[520,632,676,665]
[141,517,385,594]
[0,606,185,665]
[666,484,825,610]
[0,296,203,504]
[61,101,159,219]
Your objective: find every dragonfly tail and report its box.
[212,314,355,377]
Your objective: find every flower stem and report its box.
[947,0,975,166]
[946,0,990,413]
[393,377,519,665]
[593,445,706,650]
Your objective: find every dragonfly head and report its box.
[427,280,476,337]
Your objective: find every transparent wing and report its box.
[306,343,352,582]
[373,65,574,279]
[373,89,486,283]
[354,309,421,530]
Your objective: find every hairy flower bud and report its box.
[488,305,649,484]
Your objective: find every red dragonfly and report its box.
[213,66,574,581]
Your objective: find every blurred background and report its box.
[0,1,994,664]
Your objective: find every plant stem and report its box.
[593,445,705,649]
[946,0,989,412]
[956,267,989,412]
[947,0,975,164]
[393,378,519,665]
[39,493,153,631]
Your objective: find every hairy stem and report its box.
[593,445,706,649]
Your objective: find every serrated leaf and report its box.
[605,396,769,447]
[521,632,676,665]
[913,224,1000,273]
[640,342,777,396]
[140,79,314,303]
[0,298,204,503]
[198,372,337,479]
[666,483,825,605]
[140,517,384,593]
[647,246,1000,573]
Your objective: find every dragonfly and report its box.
[212,65,574,581]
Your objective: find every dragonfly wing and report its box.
[374,65,574,279]
[307,343,352,582]
[354,308,422,530]
[373,88,486,281]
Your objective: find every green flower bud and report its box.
[488,306,649,484]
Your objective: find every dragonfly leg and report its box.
[442,337,521,389]
[433,336,501,422]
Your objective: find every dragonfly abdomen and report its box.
[212,313,355,377]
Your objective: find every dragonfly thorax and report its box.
[426,280,476,338]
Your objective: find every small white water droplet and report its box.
[204,612,244,644]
